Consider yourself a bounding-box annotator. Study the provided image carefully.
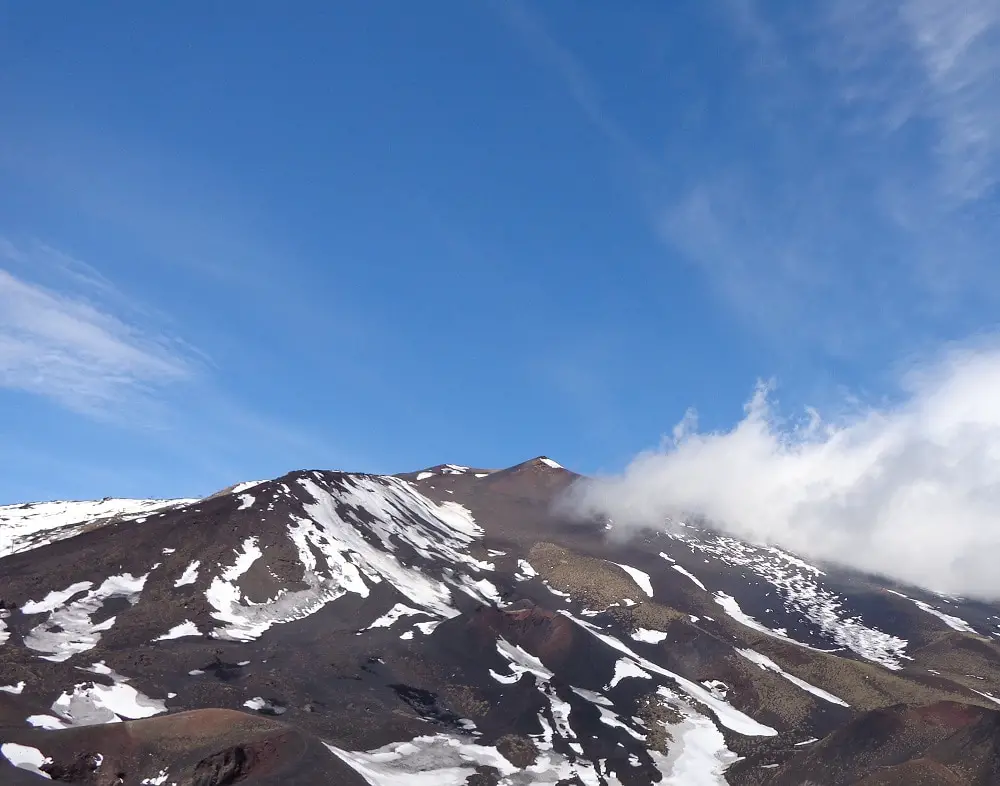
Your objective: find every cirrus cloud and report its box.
[0,242,194,417]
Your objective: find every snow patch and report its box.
[203,475,487,641]
[174,560,200,587]
[648,691,739,785]
[0,497,194,558]
[154,621,201,641]
[362,604,426,631]
[674,531,907,668]
[888,590,977,634]
[1,743,52,779]
[564,611,777,736]
[27,715,66,729]
[515,559,538,581]
[714,592,795,642]
[52,666,167,725]
[244,696,286,714]
[23,572,151,661]
[613,562,654,597]
[737,648,850,706]
[608,658,652,689]
[672,564,708,591]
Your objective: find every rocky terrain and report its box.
[1,457,999,784]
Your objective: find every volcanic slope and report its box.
[1,457,1000,784]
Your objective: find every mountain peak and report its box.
[3,462,999,785]
[499,455,570,474]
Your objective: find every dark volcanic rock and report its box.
[2,459,1000,784]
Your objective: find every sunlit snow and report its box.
[201,475,490,641]
[154,621,201,641]
[886,590,977,634]
[51,666,167,725]
[613,563,653,598]
[737,649,849,706]
[1,743,52,779]
[648,689,739,785]
[673,531,907,668]
[0,498,194,558]
[631,628,668,644]
[564,611,777,736]
[174,560,200,587]
[362,604,427,631]
[671,564,707,591]
[23,572,151,661]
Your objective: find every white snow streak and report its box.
[613,563,654,598]
[154,621,201,641]
[673,532,907,669]
[563,611,777,736]
[174,560,200,587]
[887,590,977,634]
[649,691,739,785]
[362,604,426,631]
[672,564,707,591]
[607,658,652,689]
[737,649,850,706]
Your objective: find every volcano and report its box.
[2,457,1000,785]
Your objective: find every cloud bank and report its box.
[566,345,1000,599]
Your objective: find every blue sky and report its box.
[2,1,999,503]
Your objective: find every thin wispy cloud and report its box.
[564,343,1000,599]
[905,1,1000,200]
[654,0,1000,356]
[831,0,1000,203]
[491,0,653,175]
[0,241,194,417]
[495,2,1000,356]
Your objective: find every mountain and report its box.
[2,456,1000,785]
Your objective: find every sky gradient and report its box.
[2,1,999,503]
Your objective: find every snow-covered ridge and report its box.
[886,590,978,634]
[667,529,909,669]
[201,472,494,641]
[410,456,566,482]
[0,497,195,558]
[413,463,496,481]
[2,470,497,657]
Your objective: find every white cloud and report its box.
[565,343,1000,599]
[830,0,1000,203]
[899,0,1000,201]
[0,245,193,416]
